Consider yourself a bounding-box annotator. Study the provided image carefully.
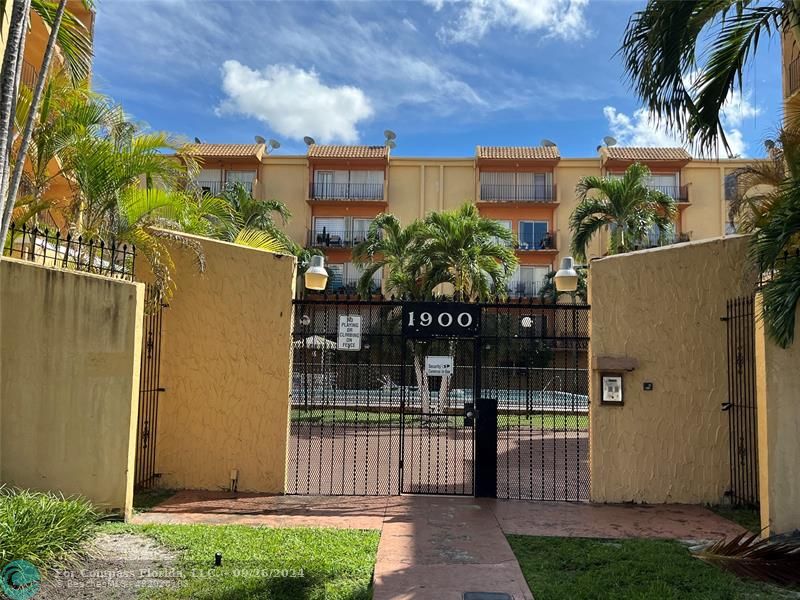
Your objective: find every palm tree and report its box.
[1,0,95,241]
[415,202,518,301]
[619,0,794,156]
[214,181,293,250]
[570,163,677,262]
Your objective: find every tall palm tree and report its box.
[619,0,794,156]
[570,163,677,261]
[415,202,518,301]
[214,181,293,250]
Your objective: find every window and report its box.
[313,217,346,246]
[493,220,512,246]
[313,170,382,199]
[480,172,552,201]
[352,219,372,244]
[326,263,382,292]
[518,221,549,249]
[509,265,549,297]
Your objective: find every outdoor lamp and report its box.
[304,255,328,291]
[554,256,578,292]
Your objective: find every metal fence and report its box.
[723,295,759,507]
[4,223,136,281]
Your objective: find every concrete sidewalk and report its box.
[133,491,746,600]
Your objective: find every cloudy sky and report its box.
[92,0,782,158]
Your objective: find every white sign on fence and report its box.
[337,315,362,351]
[425,355,454,376]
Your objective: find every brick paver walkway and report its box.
[133,491,746,600]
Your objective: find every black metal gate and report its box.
[288,297,589,500]
[135,285,166,489]
[723,296,759,507]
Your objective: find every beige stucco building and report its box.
[189,142,751,296]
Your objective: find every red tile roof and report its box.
[307,145,388,159]
[477,146,560,160]
[603,147,691,161]
[186,144,263,158]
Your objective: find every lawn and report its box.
[292,408,587,430]
[709,505,762,534]
[507,535,798,600]
[112,524,380,600]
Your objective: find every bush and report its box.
[0,487,98,569]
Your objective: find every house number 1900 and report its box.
[402,303,481,338]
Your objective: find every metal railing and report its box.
[20,60,37,90]
[4,222,136,280]
[195,180,253,195]
[311,182,384,200]
[308,229,379,248]
[516,233,556,251]
[649,184,689,202]
[327,275,381,294]
[638,230,690,249]
[506,280,546,298]
[788,55,800,98]
[480,183,556,202]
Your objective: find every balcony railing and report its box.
[516,232,556,251]
[638,230,691,249]
[480,183,556,202]
[309,229,379,248]
[20,60,37,90]
[311,182,384,201]
[649,184,689,202]
[788,55,800,98]
[196,180,253,195]
[506,280,546,298]
[328,275,381,294]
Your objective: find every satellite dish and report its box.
[268,139,281,149]
[194,137,202,144]
[603,136,617,147]
[540,138,556,147]
[384,129,397,140]
[385,140,397,149]
[303,136,316,146]
[254,135,266,144]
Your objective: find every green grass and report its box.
[292,409,587,430]
[709,505,762,534]
[134,488,177,513]
[0,487,98,569]
[507,536,797,600]
[112,524,380,600]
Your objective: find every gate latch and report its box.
[464,401,475,426]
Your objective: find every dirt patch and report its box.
[38,532,179,599]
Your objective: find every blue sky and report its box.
[92,0,782,159]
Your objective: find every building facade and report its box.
[188,141,752,297]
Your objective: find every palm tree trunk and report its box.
[413,351,430,416]
[0,0,31,225]
[1,0,68,244]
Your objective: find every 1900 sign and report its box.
[402,302,481,338]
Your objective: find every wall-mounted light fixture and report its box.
[304,255,328,291]
[554,256,578,293]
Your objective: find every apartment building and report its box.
[189,141,751,297]
[784,27,800,115]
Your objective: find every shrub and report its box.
[0,487,98,569]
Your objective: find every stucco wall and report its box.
[154,234,296,493]
[589,236,754,504]
[756,301,800,535]
[0,257,143,517]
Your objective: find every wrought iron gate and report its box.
[135,285,166,489]
[723,296,759,507]
[288,297,589,500]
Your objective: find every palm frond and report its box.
[694,531,800,586]
[233,227,290,254]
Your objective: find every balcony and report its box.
[328,275,381,295]
[308,229,379,248]
[506,280,546,298]
[516,232,556,252]
[480,183,556,203]
[311,182,384,201]
[649,184,689,202]
[788,55,800,99]
[196,180,253,195]
[637,230,691,250]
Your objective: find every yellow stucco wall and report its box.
[0,257,143,517]
[153,233,297,493]
[259,157,310,244]
[756,301,800,536]
[588,236,754,503]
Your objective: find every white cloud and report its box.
[402,18,418,32]
[434,0,590,44]
[602,88,761,158]
[216,61,374,144]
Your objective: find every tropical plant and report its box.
[619,0,794,156]
[538,266,588,304]
[213,181,293,251]
[570,162,677,261]
[415,202,518,301]
[0,0,95,242]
